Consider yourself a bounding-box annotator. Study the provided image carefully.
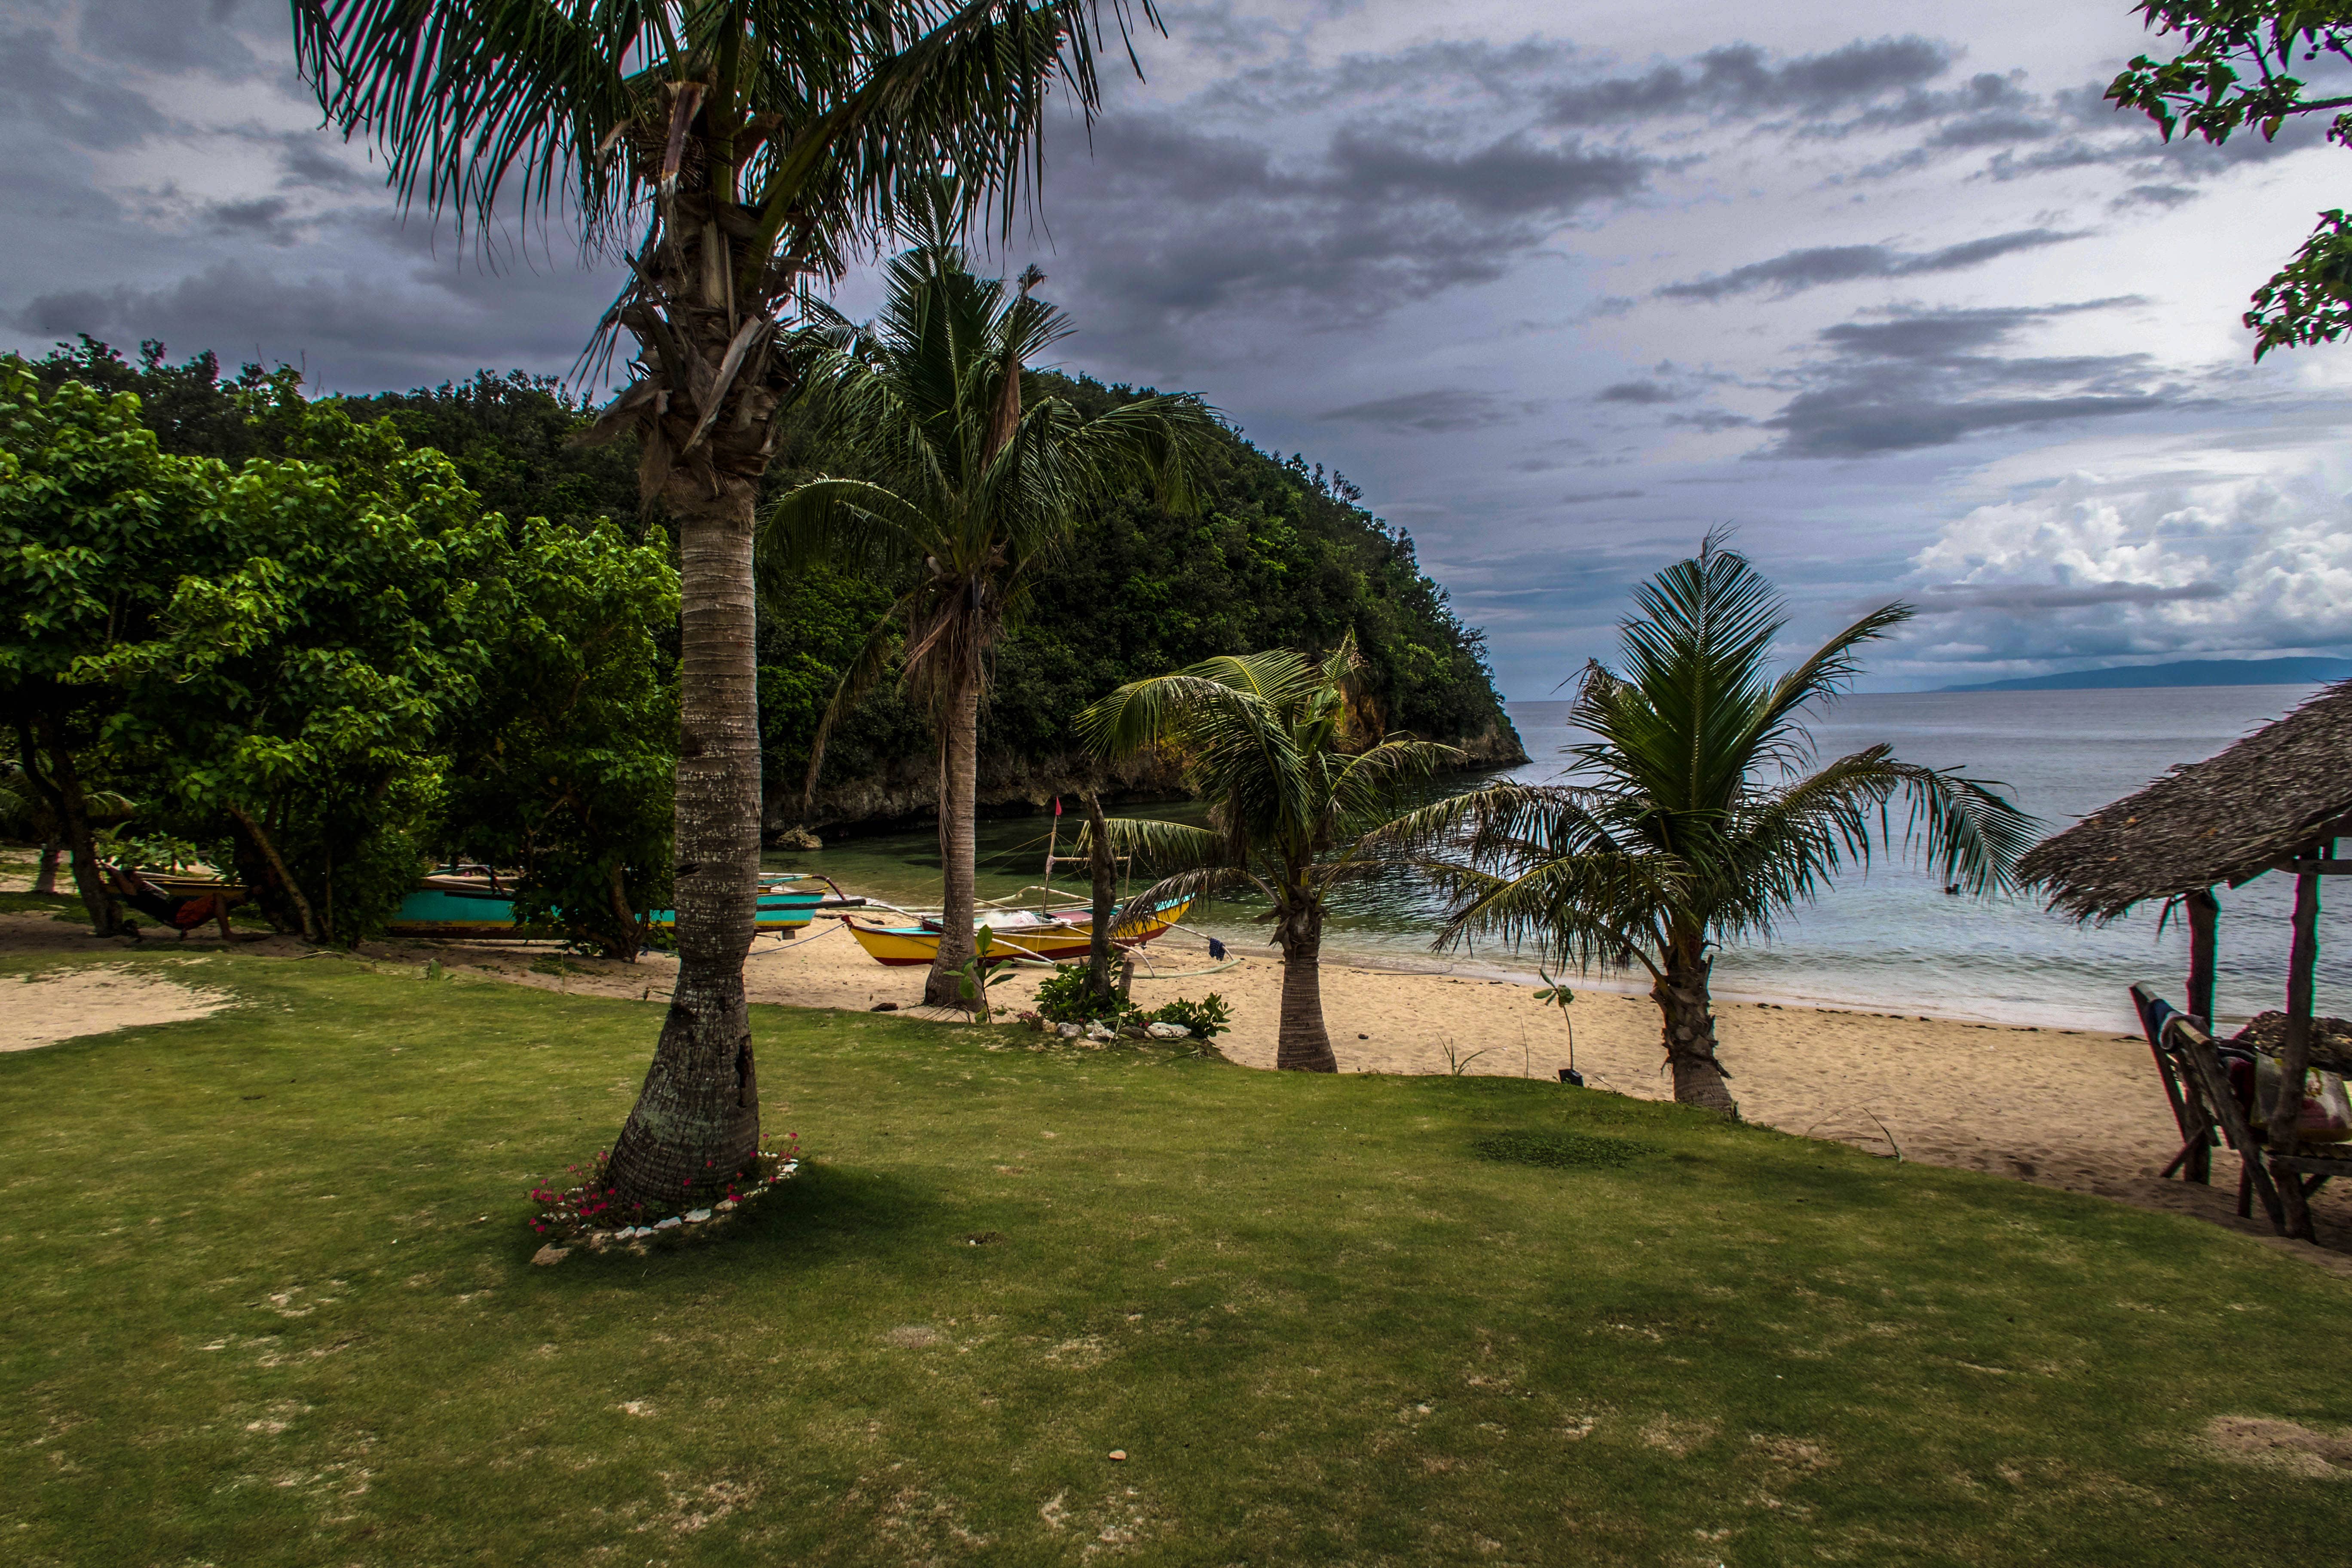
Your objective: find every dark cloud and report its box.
[274,134,378,193]
[1206,37,1577,115]
[0,22,169,150]
[1046,114,1649,348]
[77,0,262,76]
[1561,488,1646,503]
[203,196,305,247]
[1912,580,2227,612]
[1596,379,1680,404]
[1761,300,2168,458]
[1660,228,2083,301]
[2117,182,2199,209]
[1844,71,2038,133]
[1328,126,1647,217]
[1319,389,1518,433]
[1665,410,1755,431]
[1543,38,1954,127]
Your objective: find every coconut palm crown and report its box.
[1080,637,1461,1072]
[763,200,1220,1007]
[1381,536,2037,1114]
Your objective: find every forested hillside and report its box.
[29,339,1522,837]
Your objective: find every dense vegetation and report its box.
[24,338,1521,837]
[3,351,677,954]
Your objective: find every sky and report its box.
[8,1,2352,696]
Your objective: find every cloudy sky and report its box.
[10,1,2352,695]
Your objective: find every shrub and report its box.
[1032,965,1140,1029]
[1151,993,1230,1040]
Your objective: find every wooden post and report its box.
[2186,887,2218,1025]
[2269,840,2327,1241]
[2182,886,2221,1185]
[1041,799,1060,916]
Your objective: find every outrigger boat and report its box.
[386,868,850,940]
[841,894,1192,967]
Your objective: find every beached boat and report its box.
[841,895,1192,967]
[385,872,833,939]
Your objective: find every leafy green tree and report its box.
[442,520,682,960]
[764,207,1218,1006]
[0,363,239,934]
[294,0,1168,1206]
[86,404,511,945]
[1383,539,2036,1114]
[1079,637,1460,1072]
[2110,4,2352,355]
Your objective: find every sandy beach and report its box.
[4,898,2346,1258]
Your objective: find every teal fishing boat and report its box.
[386,871,832,940]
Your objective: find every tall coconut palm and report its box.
[1080,637,1461,1071]
[291,0,1166,1207]
[764,206,1218,1005]
[1381,537,2036,1115]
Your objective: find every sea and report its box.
[763,684,2352,1034]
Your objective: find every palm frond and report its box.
[759,476,934,581]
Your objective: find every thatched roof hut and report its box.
[2018,680,2352,922]
[2018,679,2352,1242]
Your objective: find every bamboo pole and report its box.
[2269,840,2328,1241]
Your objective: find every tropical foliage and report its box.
[0,361,680,952]
[1381,538,2037,1113]
[763,208,1219,1003]
[26,338,1522,834]
[2110,3,2352,356]
[1080,637,1460,1071]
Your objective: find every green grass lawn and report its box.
[5,951,2350,1566]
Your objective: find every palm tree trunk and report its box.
[1082,790,1117,1004]
[1653,943,1736,1115]
[606,475,764,1207]
[1276,900,1338,1072]
[924,665,982,1008]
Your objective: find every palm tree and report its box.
[1079,637,1461,1071]
[1381,537,2036,1115]
[291,0,1167,1207]
[763,208,1218,1007]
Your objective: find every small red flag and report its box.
[1053,796,1063,816]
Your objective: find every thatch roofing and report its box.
[2018,680,2352,921]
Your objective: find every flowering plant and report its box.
[526,1132,801,1246]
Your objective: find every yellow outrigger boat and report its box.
[841,895,1192,967]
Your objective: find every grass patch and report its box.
[1471,1128,1656,1170]
[0,891,77,917]
[5,949,2352,1565]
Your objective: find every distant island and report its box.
[1937,656,2352,694]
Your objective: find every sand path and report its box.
[0,963,238,1051]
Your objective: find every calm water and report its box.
[767,685,2351,1031]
